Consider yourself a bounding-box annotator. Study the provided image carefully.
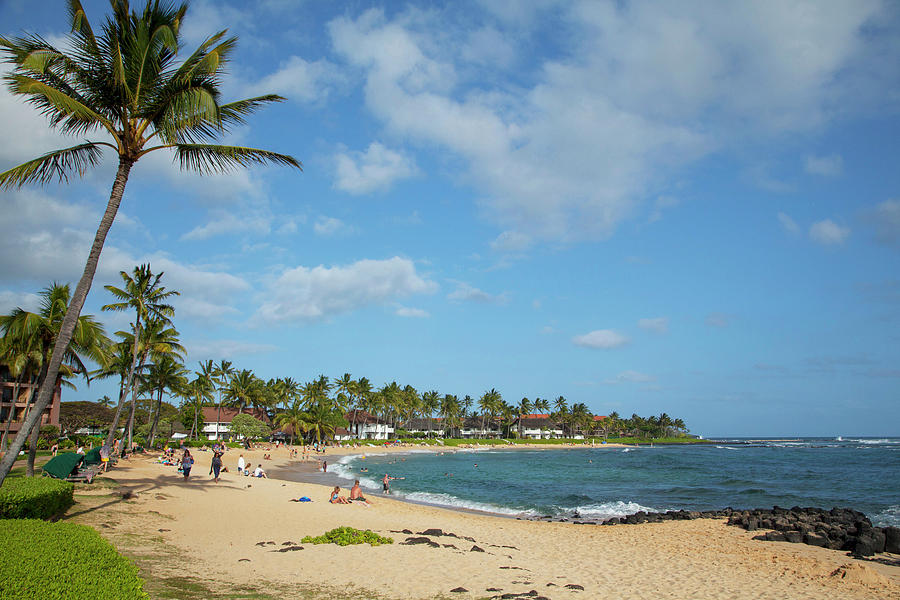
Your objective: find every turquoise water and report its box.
[329,438,900,526]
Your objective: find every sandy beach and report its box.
[69,444,900,600]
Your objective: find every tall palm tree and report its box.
[101,264,177,448]
[225,369,258,413]
[211,360,234,440]
[0,338,40,453]
[145,354,187,446]
[0,0,301,485]
[478,388,502,438]
[1,283,107,474]
[274,398,307,446]
[114,317,183,449]
[184,368,213,440]
[421,390,440,438]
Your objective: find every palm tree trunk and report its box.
[105,378,129,450]
[148,387,163,447]
[0,157,133,485]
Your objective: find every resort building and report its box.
[515,414,564,439]
[201,406,271,440]
[0,365,61,436]
[402,417,446,437]
[341,410,394,440]
[459,416,501,438]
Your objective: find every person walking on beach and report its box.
[210,449,223,483]
[182,450,194,480]
[99,442,111,472]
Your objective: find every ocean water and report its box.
[327,438,900,527]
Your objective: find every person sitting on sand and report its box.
[349,480,372,505]
[329,486,351,504]
[254,464,267,478]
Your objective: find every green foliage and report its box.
[0,519,148,599]
[300,526,393,547]
[229,414,271,440]
[0,477,74,519]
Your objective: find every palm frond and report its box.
[67,0,98,51]
[4,73,112,130]
[172,144,301,174]
[218,95,286,130]
[0,143,106,189]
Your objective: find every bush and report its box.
[301,526,393,546]
[0,519,148,599]
[0,477,74,520]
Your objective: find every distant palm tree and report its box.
[212,360,234,440]
[145,354,187,446]
[0,0,300,486]
[517,397,532,439]
[422,390,440,437]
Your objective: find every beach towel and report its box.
[290,496,313,502]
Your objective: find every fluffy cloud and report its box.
[447,281,509,304]
[181,211,272,241]
[0,290,42,314]
[572,329,629,349]
[804,153,844,176]
[327,2,883,245]
[638,317,669,334]
[255,257,437,323]
[245,56,346,105]
[334,142,417,194]
[809,219,850,245]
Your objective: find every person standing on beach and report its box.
[182,450,194,480]
[382,474,395,494]
[322,460,327,473]
[237,454,245,475]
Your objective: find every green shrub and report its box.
[0,519,148,599]
[301,526,393,546]
[0,477,74,520]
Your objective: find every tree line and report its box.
[3,266,690,482]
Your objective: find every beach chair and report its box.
[42,452,97,483]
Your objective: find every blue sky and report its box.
[1,0,898,436]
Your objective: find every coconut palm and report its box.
[478,388,502,438]
[114,317,184,449]
[211,360,234,440]
[184,367,213,440]
[274,398,307,446]
[0,338,41,453]
[517,397,532,439]
[1,283,108,474]
[0,0,301,485]
[145,354,187,446]
[421,390,440,438]
[101,264,177,448]
[224,369,258,413]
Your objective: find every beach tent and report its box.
[170,433,188,439]
[42,452,84,480]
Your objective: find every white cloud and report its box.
[638,317,669,334]
[255,257,437,323]
[313,216,353,237]
[334,142,418,194]
[0,290,42,314]
[461,26,517,68]
[327,3,883,245]
[181,211,272,241]
[490,231,533,253]
[605,370,656,384]
[447,281,509,304]
[395,306,429,318]
[245,56,345,105]
[804,153,844,176]
[809,219,850,245]
[572,329,629,349]
[777,211,800,234]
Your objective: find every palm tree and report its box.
[517,397,532,439]
[421,390,440,438]
[1,283,108,474]
[101,264,177,448]
[0,0,301,485]
[114,317,184,450]
[184,368,213,440]
[478,388,502,438]
[211,360,234,440]
[225,369,258,413]
[274,399,307,446]
[145,354,187,446]
[0,338,40,453]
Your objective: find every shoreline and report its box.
[63,444,900,599]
